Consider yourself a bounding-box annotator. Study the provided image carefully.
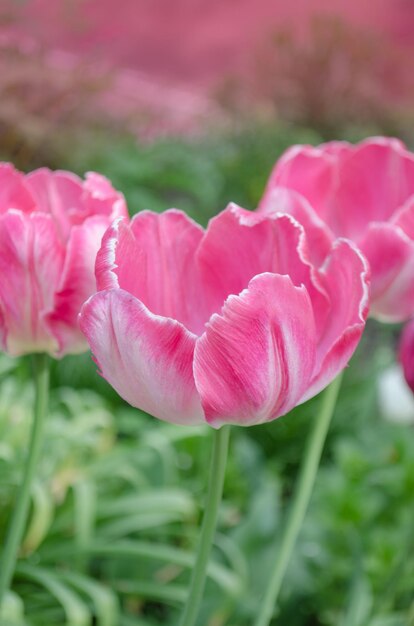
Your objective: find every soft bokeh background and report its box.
[1,2,414,625]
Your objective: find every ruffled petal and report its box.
[0,210,65,355]
[0,163,37,214]
[26,168,83,239]
[193,273,317,428]
[359,222,414,322]
[331,138,414,237]
[262,137,414,240]
[79,289,204,425]
[95,210,206,334]
[198,204,330,336]
[81,172,128,221]
[303,240,369,400]
[257,186,334,265]
[260,143,347,225]
[25,169,127,239]
[46,215,110,356]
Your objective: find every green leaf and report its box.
[60,570,120,626]
[73,480,96,557]
[22,480,55,554]
[16,564,90,626]
[115,579,187,605]
[97,489,195,520]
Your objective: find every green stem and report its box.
[255,374,343,626]
[179,425,230,626]
[0,353,50,612]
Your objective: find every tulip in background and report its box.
[0,164,127,356]
[80,203,369,626]
[0,164,127,613]
[259,137,414,322]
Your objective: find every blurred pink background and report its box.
[1,0,414,137]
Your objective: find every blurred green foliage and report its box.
[1,322,414,626]
[61,123,321,223]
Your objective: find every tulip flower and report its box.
[80,204,369,428]
[0,163,127,613]
[399,319,414,393]
[0,164,127,357]
[259,137,414,322]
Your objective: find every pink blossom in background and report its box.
[259,137,414,322]
[80,205,369,428]
[399,319,414,393]
[0,164,127,357]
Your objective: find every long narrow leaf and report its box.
[16,564,90,626]
[60,570,120,626]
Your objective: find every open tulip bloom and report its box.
[80,204,369,428]
[0,164,127,613]
[259,137,414,322]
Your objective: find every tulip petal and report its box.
[0,210,65,355]
[194,273,317,427]
[26,168,84,239]
[25,169,127,238]
[261,142,350,225]
[391,196,414,239]
[46,216,110,355]
[262,138,414,239]
[303,240,369,400]
[95,210,206,334]
[198,204,330,335]
[257,186,334,264]
[360,223,414,322]
[82,172,128,220]
[79,289,205,425]
[331,139,414,237]
[0,163,37,214]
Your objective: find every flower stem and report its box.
[179,424,231,626]
[0,353,50,612]
[254,374,343,626]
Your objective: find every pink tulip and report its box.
[80,205,369,427]
[259,137,414,322]
[399,319,414,393]
[0,164,127,357]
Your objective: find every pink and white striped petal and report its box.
[46,215,110,355]
[198,204,329,333]
[79,289,205,425]
[95,210,206,334]
[194,273,317,428]
[303,239,369,400]
[0,210,65,355]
